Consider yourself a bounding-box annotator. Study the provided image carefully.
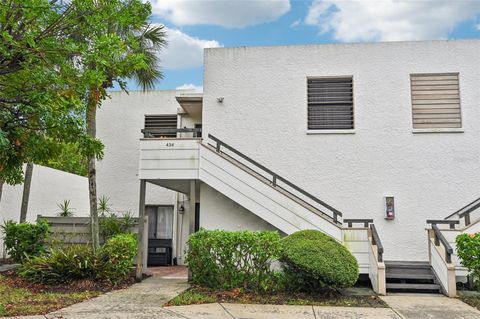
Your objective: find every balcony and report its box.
[139,128,201,193]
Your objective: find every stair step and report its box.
[385,261,431,269]
[386,272,435,280]
[386,283,440,291]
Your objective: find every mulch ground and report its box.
[166,286,388,308]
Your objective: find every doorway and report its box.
[147,205,174,266]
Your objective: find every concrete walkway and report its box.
[0,264,20,273]
[6,268,480,319]
[21,276,190,319]
[381,294,480,319]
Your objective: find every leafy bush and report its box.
[186,229,283,292]
[99,212,135,242]
[1,219,50,262]
[98,233,137,283]
[456,232,480,290]
[19,244,97,284]
[20,233,137,284]
[281,230,359,291]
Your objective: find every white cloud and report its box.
[161,27,222,69]
[476,23,480,31]
[176,83,203,92]
[150,0,290,28]
[305,0,480,42]
[290,19,301,28]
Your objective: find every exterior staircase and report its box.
[385,261,441,293]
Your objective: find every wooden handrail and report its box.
[432,224,453,264]
[426,219,460,230]
[344,219,373,228]
[370,224,384,262]
[208,134,343,224]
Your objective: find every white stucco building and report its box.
[3,39,480,296]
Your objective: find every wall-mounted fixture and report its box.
[385,196,395,220]
[178,205,185,214]
[217,97,224,103]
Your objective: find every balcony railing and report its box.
[142,127,202,138]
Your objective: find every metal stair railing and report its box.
[207,134,343,225]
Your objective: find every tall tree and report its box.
[19,163,33,222]
[0,0,102,185]
[78,1,166,249]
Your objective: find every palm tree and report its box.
[86,23,166,249]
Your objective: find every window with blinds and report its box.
[307,77,354,130]
[144,115,178,137]
[410,73,461,129]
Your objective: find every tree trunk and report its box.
[87,96,100,250]
[0,179,4,204]
[20,163,34,222]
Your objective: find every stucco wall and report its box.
[200,183,278,232]
[0,165,90,256]
[96,90,193,214]
[202,40,480,261]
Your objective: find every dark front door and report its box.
[147,206,173,266]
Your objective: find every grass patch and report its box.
[0,271,135,317]
[0,275,100,317]
[459,294,480,311]
[165,286,387,308]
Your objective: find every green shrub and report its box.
[186,229,283,292]
[99,212,135,242]
[456,232,480,290]
[1,219,50,262]
[19,244,97,284]
[20,234,137,284]
[281,230,359,291]
[98,233,137,283]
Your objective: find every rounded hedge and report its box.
[281,229,359,290]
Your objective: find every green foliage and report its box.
[281,230,359,291]
[20,233,137,284]
[0,220,50,262]
[98,196,112,216]
[98,233,138,283]
[99,211,135,242]
[0,0,165,184]
[167,289,216,306]
[186,229,283,293]
[0,0,101,184]
[456,233,480,290]
[57,200,75,217]
[40,142,88,176]
[19,244,97,284]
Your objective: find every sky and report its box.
[132,0,480,92]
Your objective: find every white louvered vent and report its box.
[410,73,461,129]
[307,77,354,130]
[144,114,178,137]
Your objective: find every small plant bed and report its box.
[458,292,480,311]
[166,286,387,308]
[0,270,135,317]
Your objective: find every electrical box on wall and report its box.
[385,196,395,220]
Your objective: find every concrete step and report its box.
[386,283,441,291]
[386,272,435,280]
[385,261,431,269]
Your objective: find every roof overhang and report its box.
[176,93,203,116]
